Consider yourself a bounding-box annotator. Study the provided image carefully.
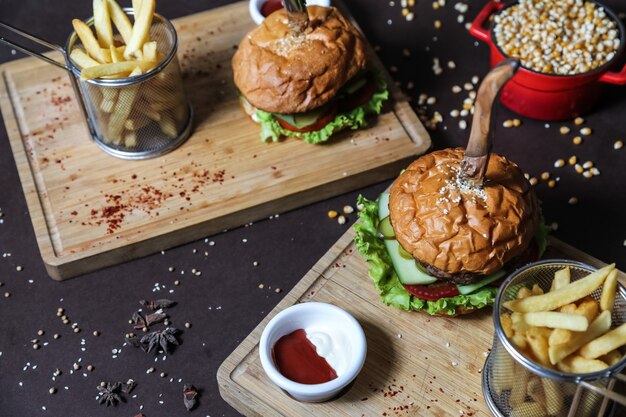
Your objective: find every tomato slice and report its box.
[403,282,460,301]
[276,104,338,133]
[261,0,283,17]
[339,79,376,112]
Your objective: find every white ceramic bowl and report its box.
[249,0,332,26]
[259,302,367,402]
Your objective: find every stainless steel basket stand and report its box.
[0,9,193,160]
[484,260,626,417]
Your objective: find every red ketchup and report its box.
[261,0,284,17]
[272,329,338,384]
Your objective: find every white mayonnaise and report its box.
[305,324,352,377]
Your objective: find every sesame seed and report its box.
[452,85,462,93]
[49,387,57,394]
[160,372,167,378]
[185,322,191,328]
[258,284,264,289]
[275,288,282,293]
[459,120,467,130]
[426,96,437,105]
[87,365,94,372]
[471,75,480,84]
[451,361,459,366]
[463,82,473,91]
[33,343,40,350]
[174,280,180,286]
[37,330,44,336]
[53,334,60,340]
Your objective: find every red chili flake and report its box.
[70,211,78,216]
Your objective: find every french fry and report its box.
[124,131,137,147]
[107,0,133,44]
[549,329,572,346]
[159,114,177,137]
[503,264,614,313]
[81,60,155,80]
[108,67,142,140]
[599,350,623,366]
[511,312,529,335]
[557,355,609,373]
[69,48,100,69]
[501,313,514,338]
[509,364,529,407]
[548,310,612,364]
[93,0,114,48]
[523,311,589,331]
[509,402,545,417]
[526,327,551,367]
[140,106,161,122]
[600,269,618,312]
[576,297,599,323]
[512,333,528,350]
[559,303,577,314]
[526,376,546,408]
[550,267,570,291]
[579,323,626,359]
[516,286,533,300]
[142,40,157,62]
[72,19,110,64]
[124,117,149,131]
[133,0,143,14]
[124,0,155,59]
[542,378,563,416]
[99,48,112,63]
[531,284,544,295]
[110,45,125,63]
[100,88,118,113]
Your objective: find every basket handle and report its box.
[0,21,68,70]
[469,1,505,43]
[577,377,626,409]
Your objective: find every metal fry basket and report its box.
[484,260,626,417]
[0,9,192,160]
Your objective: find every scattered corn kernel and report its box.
[559,126,570,135]
[327,210,338,219]
[337,215,346,225]
[574,117,584,125]
[568,156,577,165]
[574,164,584,174]
[458,120,467,130]
[432,1,440,9]
[590,167,600,176]
[580,127,592,135]
[450,109,460,117]
[503,120,514,128]
[426,96,437,105]
[434,20,442,29]
[614,140,623,150]
[451,85,462,93]
[463,82,473,91]
[540,172,550,180]
[554,159,565,168]
[582,161,593,169]
[583,170,593,178]
[402,8,409,17]
[572,136,582,145]
[343,205,354,214]
[548,180,556,188]
[529,177,538,185]
[512,119,521,127]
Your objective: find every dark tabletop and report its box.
[0,1,624,416]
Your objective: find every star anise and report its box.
[140,299,176,310]
[125,332,141,348]
[140,327,180,354]
[97,382,123,406]
[131,310,167,330]
[183,384,198,411]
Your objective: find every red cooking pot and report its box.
[470,1,626,120]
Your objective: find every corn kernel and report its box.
[529,177,538,185]
[554,159,565,168]
[540,172,550,180]
[559,126,570,135]
[572,136,582,145]
[613,140,623,150]
[582,161,593,169]
[548,180,556,188]
[568,156,577,165]
[574,117,584,125]
[513,119,521,127]
[434,20,442,29]
[574,164,584,174]
[327,210,338,219]
[580,127,592,135]
[503,120,514,128]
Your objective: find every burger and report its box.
[232,5,389,143]
[354,148,549,316]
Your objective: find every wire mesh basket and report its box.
[484,260,626,417]
[0,9,192,160]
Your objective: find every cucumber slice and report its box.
[378,216,395,239]
[293,103,333,128]
[456,270,506,295]
[377,193,437,285]
[274,113,297,126]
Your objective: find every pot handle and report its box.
[599,63,626,85]
[469,1,505,43]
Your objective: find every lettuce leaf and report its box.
[256,72,389,144]
[354,195,500,316]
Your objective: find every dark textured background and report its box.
[0,1,624,416]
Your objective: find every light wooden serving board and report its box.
[0,1,430,280]
[217,232,626,417]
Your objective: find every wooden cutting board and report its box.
[217,231,625,417]
[0,0,430,280]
